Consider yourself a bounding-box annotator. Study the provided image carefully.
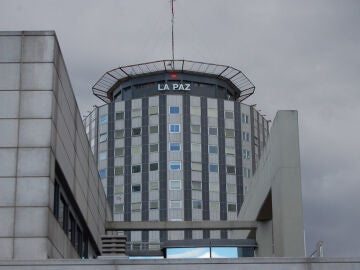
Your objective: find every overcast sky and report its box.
[1,0,359,257]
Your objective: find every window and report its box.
[149,125,158,134]
[115,185,124,194]
[115,147,124,157]
[170,180,181,190]
[226,165,236,174]
[242,113,249,123]
[132,127,141,136]
[242,132,250,142]
[209,145,218,154]
[115,129,124,139]
[169,124,180,133]
[99,133,107,143]
[132,108,141,118]
[115,166,124,175]
[150,181,159,190]
[132,146,141,155]
[209,163,218,173]
[99,151,107,161]
[225,146,235,155]
[209,127,217,136]
[191,106,201,115]
[169,142,181,151]
[116,111,124,120]
[99,169,107,179]
[191,181,202,190]
[149,106,158,115]
[225,111,234,119]
[191,124,201,134]
[115,204,124,213]
[243,167,251,178]
[208,108,217,117]
[192,200,202,209]
[210,201,220,211]
[149,162,158,171]
[209,182,219,192]
[149,200,158,210]
[132,202,141,212]
[149,143,158,152]
[169,106,180,114]
[227,184,237,193]
[132,184,141,192]
[191,162,202,171]
[170,200,181,209]
[225,129,235,138]
[228,203,237,212]
[169,161,181,170]
[191,143,201,152]
[132,165,141,173]
[243,149,251,159]
[100,115,107,124]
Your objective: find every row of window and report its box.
[124,181,237,193]
[114,107,250,119]
[114,201,237,212]
[111,126,249,138]
[111,144,249,156]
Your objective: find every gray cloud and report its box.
[1,0,359,257]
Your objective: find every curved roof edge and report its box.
[92,59,255,103]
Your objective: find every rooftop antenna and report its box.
[171,0,175,69]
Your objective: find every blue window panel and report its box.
[169,106,180,114]
[100,115,108,125]
[99,169,107,179]
[169,161,181,171]
[169,124,180,133]
[169,143,181,151]
[209,163,218,173]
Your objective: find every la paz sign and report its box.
[158,83,191,91]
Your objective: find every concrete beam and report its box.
[105,220,257,231]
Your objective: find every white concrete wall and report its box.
[0,257,359,270]
[0,31,111,259]
[233,110,305,257]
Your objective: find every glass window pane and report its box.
[132,127,141,136]
[191,181,202,190]
[115,166,124,175]
[208,108,217,117]
[99,151,107,161]
[209,163,218,173]
[225,111,234,119]
[169,124,181,133]
[209,145,218,154]
[191,106,201,115]
[192,200,202,209]
[150,200,158,209]
[132,146,141,155]
[115,129,125,139]
[227,184,237,193]
[170,180,181,190]
[132,165,141,173]
[132,202,141,212]
[209,182,219,192]
[150,182,159,190]
[132,109,141,118]
[99,169,107,179]
[99,133,107,143]
[150,125,158,133]
[115,147,124,157]
[228,203,237,212]
[169,143,181,151]
[191,162,202,171]
[132,184,141,192]
[191,143,201,152]
[100,115,107,124]
[226,165,236,174]
[225,129,235,138]
[149,106,158,115]
[149,163,158,171]
[225,147,235,155]
[169,161,181,170]
[115,204,123,213]
[209,127,217,136]
[116,111,124,120]
[191,125,201,134]
[169,106,180,114]
[150,143,158,152]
